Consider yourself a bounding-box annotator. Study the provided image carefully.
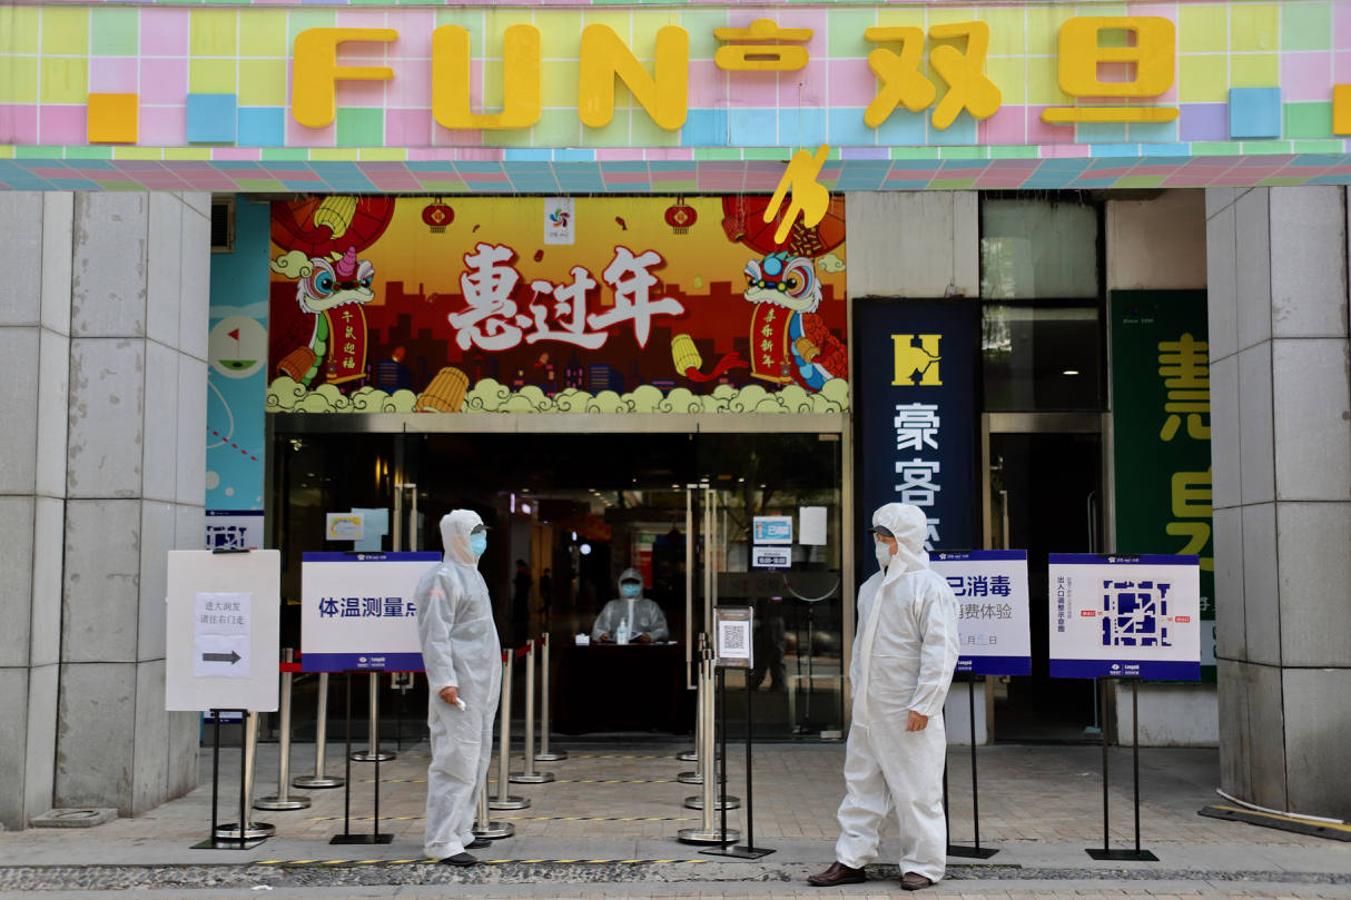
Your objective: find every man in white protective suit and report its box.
[591,567,670,644]
[415,510,502,866]
[808,503,959,891]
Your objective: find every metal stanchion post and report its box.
[351,672,395,762]
[679,633,707,783]
[679,653,739,845]
[534,634,566,763]
[473,758,515,840]
[217,712,276,841]
[685,645,738,812]
[256,650,311,811]
[294,673,343,790]
[490,651,530,810]
[511,641,554,784]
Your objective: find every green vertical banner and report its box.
[1110,291,1215,681]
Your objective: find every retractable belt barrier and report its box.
[293,672,343,790]
[490,649,530,811]
[534,634,567,763]
[678,644,739,845]
[255,649,311,812]
[511,640,555,785]
[351,672,395,763]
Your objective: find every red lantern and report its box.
[664,197,697,235]
[421,199,454,234]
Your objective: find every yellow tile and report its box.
[984,55,1025,104]
[980,7,1026,57]
[536,11,583,57]
[484,8,535,54]
[0,147,13,159]
[1178,55,1227,102]
[113,146,163,159]
[632,10,683,61]
[3,6,41,54]
[480,59,504,109]
[541,60,580,108]
[875,8,926,30]
[0,57,38,104]
[238,10,288,58]
[928,7,977,28]
[87,93,138,144]
[1230,53,1279,88]
[1025,53,1070,106]
[165,147,212,160]
[191,9,238,57]
[41,7,89,56]
[1178,4,1227,53]
[1230,4,1278,52]
[40,58,87,104]
[358,148,406,160]
[1024,4,1076,56]
[239,59,287,106]
[191,59,238,93]
[311,148,360,161]
[581,11,633,44]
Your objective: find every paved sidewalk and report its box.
[1,742,1348,897]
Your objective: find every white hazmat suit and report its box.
[834,503,959,883]
[415,510,502,861]
[590,568,670,642]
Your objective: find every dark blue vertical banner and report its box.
[854,298,980,573]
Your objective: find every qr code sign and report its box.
[720,624,747,653]
[1101,579,1172,648]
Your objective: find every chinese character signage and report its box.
[931,550,1031,677]
[1048,554,1201,682]
[1110,291,1215,678]
[268,196,848,414]
[854,298,979,564]
[300,552,441,672]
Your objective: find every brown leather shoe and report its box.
[807,861,867,887]
[900,871,934,891]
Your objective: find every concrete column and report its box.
[1205,187,1351,818]
[844,192,979,298]
[0,191,211,828]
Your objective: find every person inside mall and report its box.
[590,568,670,644]
[809,503,960,891]
[414,511,502,866]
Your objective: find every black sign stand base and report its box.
[946,676,999,859]
[331,673,394,845]
[193,709,268,850]
[1085,678,1157,862]
[703,669,775,860]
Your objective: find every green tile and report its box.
[1189,141,1244,156]
[744,148,792,160]
[1281,1,1332,51]
[435,9,484,49]
[336,108,384,147]
[989,146,1039,159]
[1113,175,1168,189]
[1258,175,1314,186]
[694,147,742,160]
[930,177,977,188]
[287,10,336,44]
[261,148,311,161]
[234,179,286,191]
[1285,102,1333,139]
[1292,139,1347,153]
[630,112,681,148]
[938,146,986,159]
[827,9,876,58]
[890,147,941,159]
[681,10,726,60]
[534,109,582,147]
[90,8,139,55]
[582,109,630,147]
[15,146,63,159]
[1239,140,1295,154]
[64,145,115,159]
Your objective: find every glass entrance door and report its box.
[984,414,1105,742]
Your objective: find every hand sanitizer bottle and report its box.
[616,617,630,646]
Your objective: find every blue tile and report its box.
[1139,142,1190,157]
[1129,119,1179,144]
[1075,122,1128,144]
[827,108,874,147]
[553,149,596,162]
[186,93,238,144]
[928,112,978,145]
[1229,88,1282,140]
[237,107,284,147]
[728,108,777,147]
[1089,143,1142,157]
[504,149,553,161]
[778,107,827,147]
[875,109,926,146]
[681,108,728,147]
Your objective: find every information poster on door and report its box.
[931,550,1031,676]
[300,552,441,672]
[1048,553,1201,681]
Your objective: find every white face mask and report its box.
[874,540,893,571]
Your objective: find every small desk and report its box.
[553,641,695,735]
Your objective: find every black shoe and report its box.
[901,872,935,891]
[439,852,478,866]
[807,861,867,887]
[466,839,492,850]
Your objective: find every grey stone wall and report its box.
[1205,186,1351,819]
[0,191,210,828]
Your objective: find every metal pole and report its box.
[511,641,553,784]
[1132,679,1141,855]
[217,711,275,841]
[473,755,515,840]
[535,633,566,762]
[257,650,311,810]
[295,673,343,789]
[678,636,705,785]
[491,652,530,810]
[969,676,980,848]
[352,673,395,762]
[679,653,738,844]
[1101,678,1110,853]
[685,646,739,812]
[210,711,221,840]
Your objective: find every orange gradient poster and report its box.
[267,196,848,414]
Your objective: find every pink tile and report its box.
[781,58,826,106]
[1,105,39,143]
[774,8,829,58]
[336,9,390,29]
[979,104,1026,145]
[1282,51,1334,102]
[392,12,435,58]
[724,70,777,107]
[386,108,432,146]
[335,77,386,108]
[39,105,87,144]
[388,58,431,108]
[287,116,335,147]
[432,124,482,147]
[141,9,189,57]
[1040,143,1091,158]
[140,58,188,105]
[827,58,875,108]
[139,106,185,145]
[645,148,694,160]
[214,147,261,160]
[1337,2,1351,50]
[1028,105,1076,145]
[687,60,726,109]
[1335,51,1351,84]
[91,58,139,93]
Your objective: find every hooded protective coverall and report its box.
[590,568,670,642]
[834,503,960,883]
[415,510,502,861]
